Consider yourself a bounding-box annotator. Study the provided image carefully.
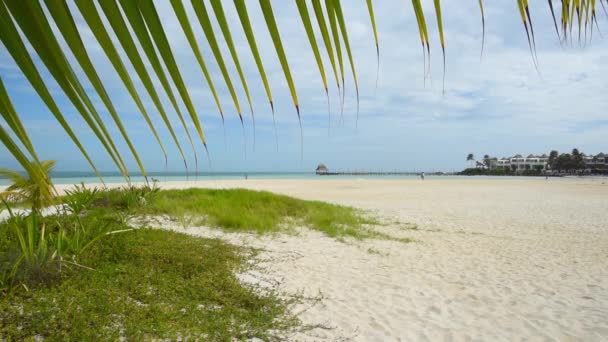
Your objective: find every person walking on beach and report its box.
[420,172,425,180]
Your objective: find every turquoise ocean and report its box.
[0,171,575,186]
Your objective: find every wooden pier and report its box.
[315,171,453,176]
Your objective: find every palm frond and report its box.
[479,0,486,59]
[0,0,604,181]
[366,0,380,89]
[170,0,225,125]
[94,0,194,170]
[311,0,341,93]
[210,0,256,140]
[433,0,446,95]
[44,0,151,179]
[190,0,244,125]
[4,0,130,178]
[134,0,208,153]
[333,0,360,122]
[0,78,38,162]
[325,0,347,117]
[233,0,277,145]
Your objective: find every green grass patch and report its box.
[131,188,383,240]
[0,229,297,340]
[0,185,412,339]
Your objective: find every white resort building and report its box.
[583,153,608,168]
[489,152,607,173]
[493,154,549,172]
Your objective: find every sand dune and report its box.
[34,178,608,339]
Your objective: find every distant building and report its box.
[491,152,608,173]
[583,153,608,168]
[316,163,329,174]
[493,154,549,172]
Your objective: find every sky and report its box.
[1,1,607,173]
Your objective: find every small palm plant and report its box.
[0,160,57,213]
[0,161,57,289]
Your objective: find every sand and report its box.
[7,177,608,340]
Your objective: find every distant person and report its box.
[420,172,425,180]
[244,173,248,180]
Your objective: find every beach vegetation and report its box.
[0,228,298,340]
[62,182,100,216]
[97,187,382,240]
[0,160,57,212]
[549,148,587,171]
[0,184,398,337]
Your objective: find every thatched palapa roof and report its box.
[316,163,328,172]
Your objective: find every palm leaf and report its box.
[523,0,539,64]
[333,0,360,122]
[258,0,302,150]
[411,0,426,82]
[296,0,329,96]
[7,0,131,178]
[209,0,256,140]
[190,0,244,124]
[517,0,539,70]
[2,0,126,179]
[0,4,101,182]
[170,0,225,124]
[478,0,485,59]
[93,0,191,169]
[44,0,151,179]
[0,136,34,187]
[117,0,201,168]
[412,0,431,72]
[0,77,38,162]
[233,0,277,146]
[134,0,208,154]
[548,0,562,42]
[366,0,380,90]
[433,0,446,95]
[0,130,54,207]
[325,0,346,115]
[296,0,330,129]
[311,0,341,93]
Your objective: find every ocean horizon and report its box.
[2,170,595,186]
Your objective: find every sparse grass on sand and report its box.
[0,187,410,339]
[0,228,298,340]
[130,188,395,241]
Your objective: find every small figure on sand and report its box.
[420,172,425,180]
[244,173,248,180]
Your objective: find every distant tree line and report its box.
[548,149,586,171]
[461,148,607,176]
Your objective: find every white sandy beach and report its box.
[8,177,608,340]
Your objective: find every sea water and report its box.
[2,170,590,186]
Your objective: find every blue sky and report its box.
[1,1,607,173]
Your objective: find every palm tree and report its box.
[572,148,585,170]
[548,150,559,169]
[0,0,604,178]
[467,153,475,168]
[483,154,491,168]
[0,160,57,212]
